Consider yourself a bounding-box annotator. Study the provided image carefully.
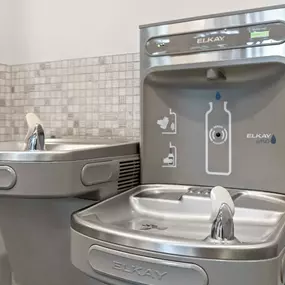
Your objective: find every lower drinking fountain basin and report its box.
[71,184,285,260]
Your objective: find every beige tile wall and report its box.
[4,52,140,142]
[0,64,11,141]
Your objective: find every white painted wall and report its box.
[0,0,14,64]
[5,0,285,64]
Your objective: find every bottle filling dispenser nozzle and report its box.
[206,68,226,80]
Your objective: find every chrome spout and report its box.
[211,203,235,241]
[25,124,45,151]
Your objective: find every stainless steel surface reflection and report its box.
[72,184,285,260]
[0,139,137,161]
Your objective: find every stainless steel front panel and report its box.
[140,5,285,194]
[71,228,280,285]
[146,22,285,56]
[88,245,208,285]
[0,198,97,285]
[140,5,285,74]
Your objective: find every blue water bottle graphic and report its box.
[205,94,232,176]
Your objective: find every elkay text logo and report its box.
[197,36,225,44]
[113,261,167,281]
[247,133,276,144]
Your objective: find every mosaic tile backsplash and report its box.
[0,64,11,142]
[5,53,140,142]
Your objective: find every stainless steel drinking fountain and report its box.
[0,138,140,285]
[70,4,285,285]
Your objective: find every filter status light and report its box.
[250,30,269,39]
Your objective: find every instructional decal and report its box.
[162,142,177,168]
[205,101,232,176]
[157,109,177,134]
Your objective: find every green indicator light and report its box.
[250,30,269,39]
[157,43,165,48]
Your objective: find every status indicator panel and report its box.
[250,30,270,39]
[146,22,285,56]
